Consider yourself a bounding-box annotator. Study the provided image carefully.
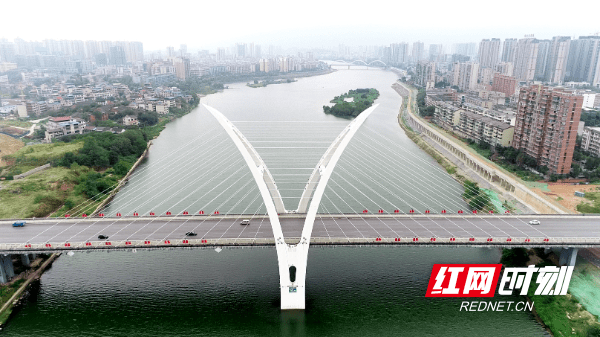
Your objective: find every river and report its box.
[1,67,548,336]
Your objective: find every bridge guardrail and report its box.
[4,236,600,252]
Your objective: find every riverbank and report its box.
[394,84,505,212]
[91,139,152,216]
[0,253,60,327]
[395,81,600,335]
[525,249,600,336]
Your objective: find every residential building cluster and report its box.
[0,38,327,91]
[425,83,585,175]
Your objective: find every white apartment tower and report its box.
[513,36,539,82]
[478,38,501,69]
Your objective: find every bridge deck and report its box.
[1,214,600,252]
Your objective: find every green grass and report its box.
[2,141,84,169]
[13,142,84,160]
[0,165,112,218]
[0,120,32,129]
[467,143,492,158]
[0,167,75,218]
[0,279,27,324]
[577,192,600,213]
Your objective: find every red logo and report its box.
[426,264,502,297]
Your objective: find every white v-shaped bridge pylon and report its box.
[203,103,378,310]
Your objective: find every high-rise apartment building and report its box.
[428,44,443,62]
[534,40,551,81]
[545,36,571,84]
[512,84,583,174]
[166,46,175,58]
[174,57,190,80]
[109,46,127,65]
[513,36,539,82]
[391,43,409,65]
[452,62,479,91]
[565,36,600,86]
[254,45,261,59]
[501,38,518,63]
[84,40,99,59]
[478,38,501,69]
[216,48,226,61]
[412,41,424,62]
[236,43,246,58]
[414,61,436,88]
[0,41,15,62]
[495,62,514,76]
[453,43,477,57]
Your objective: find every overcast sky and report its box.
[1,0,598,52]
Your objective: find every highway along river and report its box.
[1,68,548,336]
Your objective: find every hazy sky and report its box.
[1,0,598,51]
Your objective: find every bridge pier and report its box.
[559,248,578,266]
[0,254,15,283]
[21,253,31,267]
[278,243,308,310]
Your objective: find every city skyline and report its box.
[1,0,599,51]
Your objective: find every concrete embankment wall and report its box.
[13,164,51,180]
[0,253,60,326]
[91,141,152,215]
[398,84,566,215]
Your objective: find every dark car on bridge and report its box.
[98,235,109,240]
[185,232,197,236]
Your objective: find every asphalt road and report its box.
[1,215,600,246]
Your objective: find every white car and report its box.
[240,219,250,225]
[528,220,540,225]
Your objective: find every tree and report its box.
[113,160,132,176]
[478,140,491,150]
[500,248,529,267]
[463,180,480,199]
[138,111,159,126]
[585,157,600,171]
[571,163,582,178]
[469,194,491,211]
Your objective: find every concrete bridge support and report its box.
[21,253,31,267]
[559,248,578,267]
[278,243,309,310]
[0,254,15,283]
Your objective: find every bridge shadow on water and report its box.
[0,246,549,337]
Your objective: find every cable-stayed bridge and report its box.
[0,104,595,309]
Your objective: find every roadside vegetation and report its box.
[462,180,493,212]
[0,97,199,219]
[466,140,545,181]
[323,88,379,118]
[416,88,435,117]
[577,191,600,213]
[500,248,600,337]
[0,129,149,218]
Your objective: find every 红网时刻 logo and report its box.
[425,264,573,297]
